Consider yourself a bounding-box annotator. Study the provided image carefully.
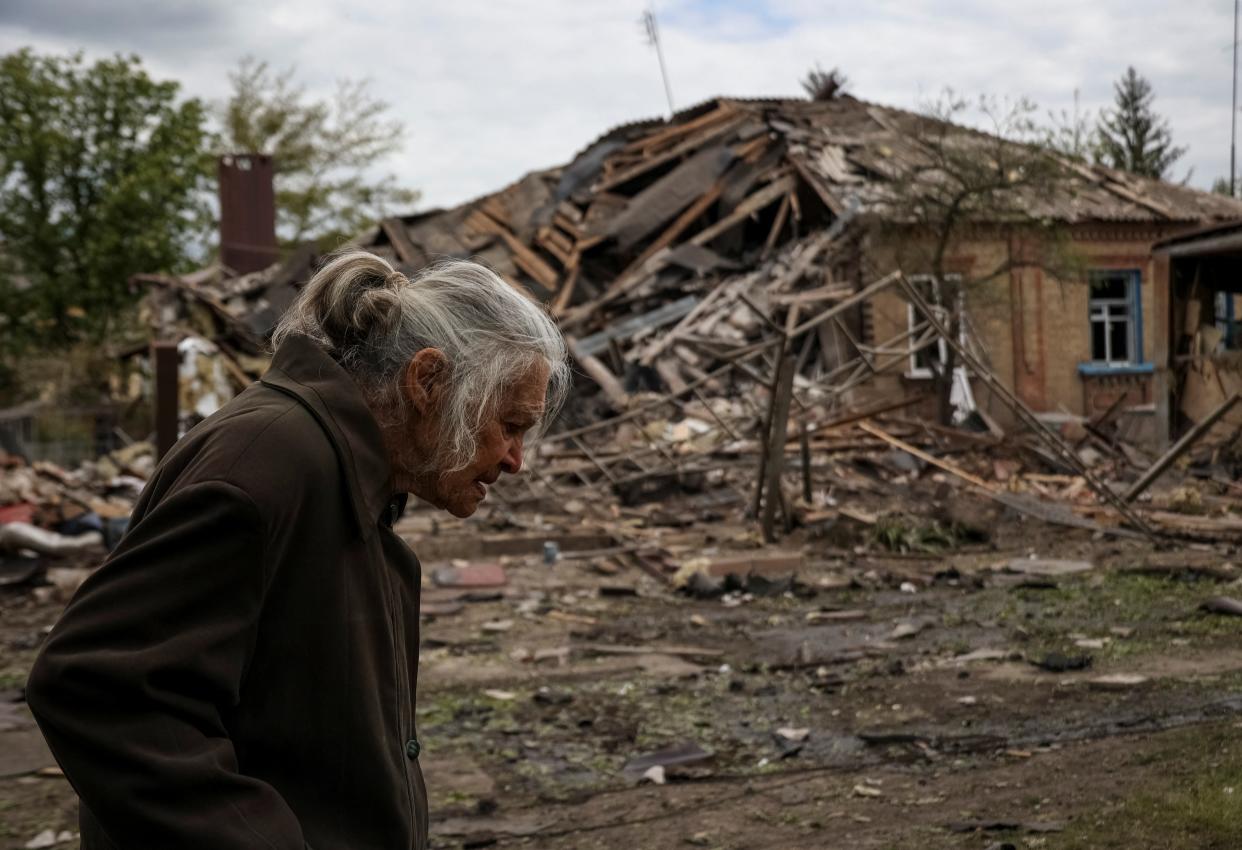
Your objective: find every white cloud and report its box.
[0,0,1236,208]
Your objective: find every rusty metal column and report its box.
[152,341,179,460]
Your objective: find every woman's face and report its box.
[385,353,548,518]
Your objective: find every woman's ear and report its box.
[403,348,449,415]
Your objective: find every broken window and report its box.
[906,274,961,379]
[1214,290,1240,351]
[1088,270,1142,365]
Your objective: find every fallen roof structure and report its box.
[361,94,1242,320]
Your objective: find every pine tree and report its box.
[1095,67,1185,179]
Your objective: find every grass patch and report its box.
[1000,572,1242,662]
[0,670,29,691]
[1054,724,1242,849]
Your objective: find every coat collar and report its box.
[260,335,394,541]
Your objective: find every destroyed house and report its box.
[1152,222,1242,446]
[359,94,1242,447]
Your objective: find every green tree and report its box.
[1095,67,1185,179]
[0,49,211,351]
[220,58,419,249]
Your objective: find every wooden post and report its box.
[800,421,813,503]
[565,334,630,411]
[152,341,179,460]
[1123,393,1242,503]
[1151,252,1172,450]
[762,355,797,543]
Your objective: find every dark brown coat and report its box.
[26,335,428,849]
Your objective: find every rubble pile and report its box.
[7,97,1242,850]
[126,245,320,390]
[8,96,1240,590]
[0,442,150,592]
[352,94,1242,548]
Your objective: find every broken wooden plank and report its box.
[1123,393,1242,503]
[380,217,426,267]
[574,643,724,659]
[575,295,699,357]
[857,420,995,491]
[534,226,574,265]
[771,284,852,306]
[793,396,925,442]
[719,142,785,211]
[595,112,745,193]
[565,334,630,410]
[1146,511,1242,542]
[613,180,727,284]
[689,175,795,248]
[464,209,560,291]
[579,176,795,318]
[624,103,737,156]
[606,146,736,251]
[761,192,793,260]
[550,252,580,316]
[788,153,845,216]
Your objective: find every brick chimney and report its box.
[218,154,279,274]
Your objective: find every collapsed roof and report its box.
[360,94,1242,328]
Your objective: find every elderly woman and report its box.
[26,252,569,850]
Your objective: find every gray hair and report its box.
[272,250,570,471]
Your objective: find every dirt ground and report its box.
[3,497,1242,849]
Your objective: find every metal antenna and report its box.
[641,5,675,117]
[1233,0,1238,195]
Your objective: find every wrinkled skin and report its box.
[379,348,548,518]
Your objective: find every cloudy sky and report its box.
[1,0,1236,209]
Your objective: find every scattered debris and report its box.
[947,820,1066,834]
[622,742,713,781]
[775,727,810,743]
[0,524,102,557]
[1031,652,1093,673]
[432,563,508,588]
[24,831,75,850]
[1090,674,1150,689]
[1005,558,1093,577]
[1200,596,1242,617]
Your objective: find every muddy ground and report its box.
[3,496,1242,849]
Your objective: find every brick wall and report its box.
[861,224,1186,421]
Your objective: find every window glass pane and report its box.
[1227,292,1237,345]
[914,344,934,372]
[1090,272,1129,301]
[1091,319,1107,360]
[907,276,956,374]
[1108,318,1129,362]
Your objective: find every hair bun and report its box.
[303,251,406,349]
[349,285,401,343]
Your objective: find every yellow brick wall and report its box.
[861,226,1178,419]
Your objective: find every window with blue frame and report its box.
[1087,270,1143,366]
[1215,290,1239,351]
